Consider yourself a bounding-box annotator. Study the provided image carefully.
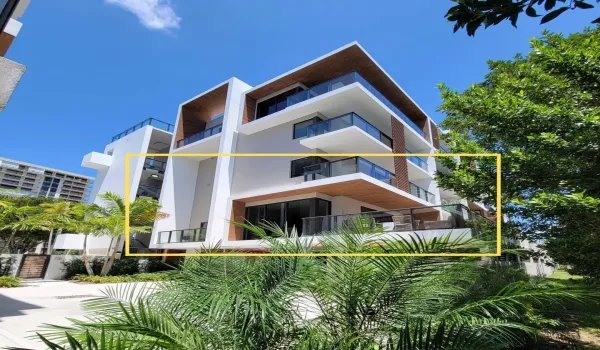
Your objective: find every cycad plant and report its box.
[33,220,597,349]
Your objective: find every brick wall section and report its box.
[430,120,440,149]
[228,200,246,240]
[243,95,257,124]
[391,116,410,192]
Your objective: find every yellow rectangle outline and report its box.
[124,153,501,257]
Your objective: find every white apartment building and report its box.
[77,42,492,255]
[140,42,492,253]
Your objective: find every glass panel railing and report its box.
[177,124,222,148]
[409,182,435,204]
[137,185,161,199]
[112,118,175,142]
[406,150,428,171]
[301,204,495,237]
[283,72,425,138]
[144,158,167,172]
[157,227,207,244]
[305,112,393,148]
[303,157,396,187]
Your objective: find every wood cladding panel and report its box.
[430,121,440,149]
[243,45,428,128]
[175,83,229,146]
[235,179,427,211]
[228,200,246,240]
[0,32,15,57]
[391,117,410,192]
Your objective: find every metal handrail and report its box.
[305,112,393,148]
[177,124,222,148]
[303,156,396,186]
[408,182,435,203]
[112,118,175,142]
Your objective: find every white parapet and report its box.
[82,152,113,170]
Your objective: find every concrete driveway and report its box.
[0,280,151,349]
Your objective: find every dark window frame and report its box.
[255,86,305,120]
[290,156,329,178]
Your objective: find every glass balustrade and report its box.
[177,124,222,148]
[112,118,174,142]
[305,112,393,148]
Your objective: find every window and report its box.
[244,198,331,239]
[290,156,329,178]
[255,87,305,120]
[293,117,322,139]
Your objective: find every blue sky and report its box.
[0,0,594,177]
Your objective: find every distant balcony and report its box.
[177,124,222,148]
[406,150,428,171]
[143,158,166,172]
[301,204,492,237]
[263,72,424,138]
[305,112,393,148]
[137,185,161,200]
[157,226,207,244]
[112,118,175,142]
[303,157,397,187]
[409,182,435,204]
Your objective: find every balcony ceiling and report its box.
[245,44,428,126]
[234,177,434,210]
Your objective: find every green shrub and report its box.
[109,257,140,276]
[62,257,104,279]
[72,272,174,284]
[142,257,177,273]
[0,275,21,288]
[0,256,15,276]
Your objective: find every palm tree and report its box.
[34,220,598,349]
[94,192,167,276]
[38,201,77,254]
[68,203,105,276]
[0,202,49,254]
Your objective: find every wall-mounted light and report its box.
[151,174,159,178]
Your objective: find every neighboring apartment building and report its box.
[0,157,93,202]
[144,42,491,252]
[0,0,29,112]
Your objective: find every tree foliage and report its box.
[33,222,599,349]
[446,0,600,36]
[436,28,600,277]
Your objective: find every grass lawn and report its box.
[549,269,584,280]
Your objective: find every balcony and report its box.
[409,182,435,204]
[406,150,427,170]
[304,157,396,187]
[157,226,207,244]
[177,124,222,148]
[143,158,166,172]
[299,113,393,153]
[301,204,493,238]
[112,118,175,142]
[82,152,113,170]
[136,185,161,200]
[285,72,423,137]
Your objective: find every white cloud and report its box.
[105,0,181,31]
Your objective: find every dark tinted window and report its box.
[293,117,322,139]
[256,87,305,119]
[290,156,328,178]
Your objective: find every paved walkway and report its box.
[0,280,150,349]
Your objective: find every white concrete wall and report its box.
[52,234,113,254]
[231,118,320,196]
[189,157,217,228]
[0,254,23,277]
[44,255,80,280]
[88,126,154,204]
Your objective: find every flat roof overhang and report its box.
[299,126,392,154]
[238,83,429,146]
[231,173,435,210]
[244,43,429,127]
[171,134,221,161]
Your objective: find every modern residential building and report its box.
[81,117,175,252]
[0,0,29,112]
[0,156,93,202]
[143,42,492,252]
